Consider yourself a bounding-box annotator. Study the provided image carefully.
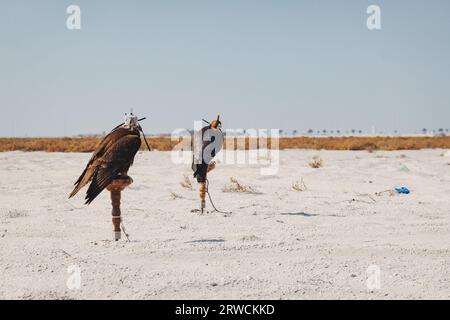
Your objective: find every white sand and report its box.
[0,150,449,300]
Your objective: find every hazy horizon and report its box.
[1,0,449,137]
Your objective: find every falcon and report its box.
[69,113,151,204]
[191,115,224,212]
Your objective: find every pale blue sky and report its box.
[1,0,449,136]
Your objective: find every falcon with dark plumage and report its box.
[69,114,145,205]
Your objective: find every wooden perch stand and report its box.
[106,175,133,241]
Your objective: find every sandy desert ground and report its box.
[0,149,449,300]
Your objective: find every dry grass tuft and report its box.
[292,178,308,192]
[2,210,28,219]
[222,177,261,194]
[169,191,183,200]
[180,174,193,190]
[309,156,323,168]
[257,154,271,161]
[375,189,396,197]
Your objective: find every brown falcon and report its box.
[69,113,150,204]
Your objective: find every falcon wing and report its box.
[69,128,131,199]
[84,134,141,205]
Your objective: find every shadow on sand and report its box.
[186,239,226,244]
[280,212,318,217]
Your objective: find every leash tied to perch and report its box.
[205,179,232,215]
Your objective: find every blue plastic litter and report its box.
[395,187,410,194]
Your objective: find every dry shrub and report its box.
[309,156,323,168]
[292,178,308,191]
[180,174,193,190]
[3,210,28,219]
[375,190,395,197]
[257,154,271,161]
[169,191,183,200]
[222,177,261,194]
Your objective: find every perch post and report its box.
[199,182,206,213]
[106,176,133,241]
